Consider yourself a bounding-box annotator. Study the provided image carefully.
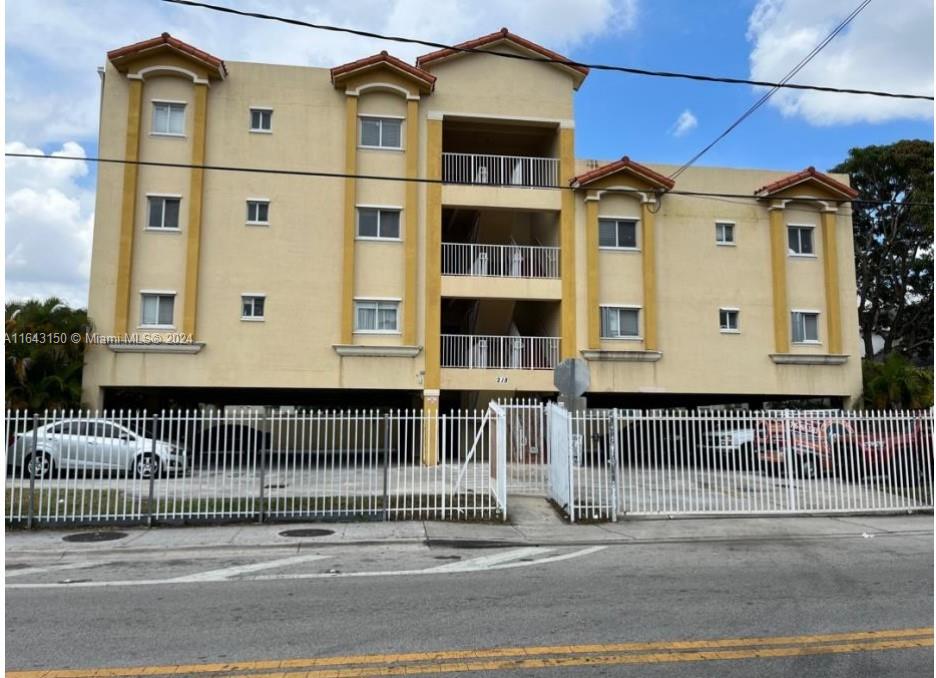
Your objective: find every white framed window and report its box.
[152,101,185,135]
[791,310,820,344]
[249,108,272,132]
[354,299,400,333]
[715,222,735,245]
[600,306,640,339]
[140,292,175,328]
[246,200,270,225]
[359,116,403,149]
[241,294,266,321]
[357,207,401,239]
[719,308,740,333]
[147,196,181,230]
[788,225,815,256]
[598,218,638,250]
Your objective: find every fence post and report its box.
[610,409,620,522]
[782,411,797,511]
[257,410,267,524]
[382,413,391,521]
[147,414,159,527]
[27,413,38,529]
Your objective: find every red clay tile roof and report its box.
[571,156,676,190]
[416,28,589,87]
[331,51,436,90]
[107,33,227,77]
[755,166,858,199]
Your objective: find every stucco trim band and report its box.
[107,342,205,354]
[769,353,849,365]
[581,349,662,362]
[333,345,422,357]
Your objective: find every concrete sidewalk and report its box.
[5,501,932,556]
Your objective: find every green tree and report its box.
[863,354,933,409]
[5,298,91,411]
[831,140,934,365]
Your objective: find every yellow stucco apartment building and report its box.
[82,30,863,412]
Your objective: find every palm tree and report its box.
[863,354,934,409]
[5,297,92,411]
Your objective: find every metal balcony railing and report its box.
[441,334,560,370]
[442,152,559,188]
[441,243,560,279]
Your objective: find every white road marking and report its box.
[424,547,552,573]
[5,561,100,578]
[5,546,606,589]
[167,554,331,582]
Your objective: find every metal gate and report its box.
[546,403,573,520]
[488,403,508,519]
[497,399,548,495]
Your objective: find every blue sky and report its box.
[5,0,934,306]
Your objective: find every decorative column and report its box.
[768,203,790,353]
[182,82,208,337]
[640,198,658,351]
[113,78,144,335]
[820,207,843,354]
[340,95,358,344]
[585,195,600,348]
[422,116,443,465]
[404,98,419,346]
[559,126,577,359]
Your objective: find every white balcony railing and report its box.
[442,152,559,188]
[441,334,560,370]
[442,242,560,279]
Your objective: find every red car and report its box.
[755,415,927,479]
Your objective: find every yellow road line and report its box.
[7,627,932,678]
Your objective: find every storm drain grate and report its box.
[63,531,128,543]
[279,528,335,538]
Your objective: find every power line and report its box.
[160,0,933,101]
[669,0,871,180]
[8,152,932,208]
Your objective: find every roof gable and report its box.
[331,51,436,95]
[571,156,675,191]
[416,28,588,90]
[755,166,858,200]
[107,33,226,79]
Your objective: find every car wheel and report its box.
[134,453,161,479]
[26,452,54,479]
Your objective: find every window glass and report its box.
[247,201,269,223]
[360,119,381,147]
[716,223,734,243]
[153,102,185,134]
[148,198,163,228]
[380,210,400,238]
[788,226,814,255]
[619,309,639,336]
[598,221,616,247]
[355,301,398,331]
[792,312,819,343]
[356,303,376,330]
[142,295,159,324]
[250,109,272,131]
[601,307,639,338]
[163,198,180,229]
[157,296,174,325]
[358,208,379,237]
[618,221,637,248]
[381,119,402,148]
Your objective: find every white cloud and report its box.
[670,109,698,137]
[747,0,934,125]
[4,143,94,307]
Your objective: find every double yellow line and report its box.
[9,627,932,677]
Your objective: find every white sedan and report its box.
[7,418,187,479]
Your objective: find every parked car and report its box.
[755,416,921,479]
[699,427,756,461]
[7,418,187,479]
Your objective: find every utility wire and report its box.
[160,0,933,101]
[669,0,871,180]
[7,152,932,208]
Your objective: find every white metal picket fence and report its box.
[4,408,504,526]
[6,405,931,527]
[549,407,934,521]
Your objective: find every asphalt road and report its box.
[6,528,933,677]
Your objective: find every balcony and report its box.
[442,153,559,189]
[442,242,560,279]
[441,334,560,370]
